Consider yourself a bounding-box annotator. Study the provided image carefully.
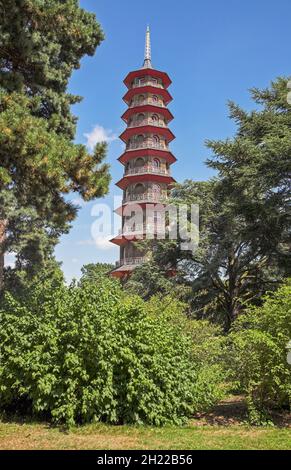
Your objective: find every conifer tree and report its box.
[0,1,111,287]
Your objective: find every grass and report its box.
[0,419,291,450]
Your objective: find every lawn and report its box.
[1,398,290,450]
[0,420,291,450]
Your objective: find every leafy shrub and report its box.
[0,277,224,426]
[227,281,291,423]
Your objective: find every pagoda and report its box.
[110,27,176,278]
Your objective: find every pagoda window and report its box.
[135,183,145,195]
[151,114,158,124]
[136,134,144,145]
[137,113,145,125]
[153,158,160,168]
[135,157,144,168]
[138,94,145,104]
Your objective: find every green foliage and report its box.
[0,0,104,138]
[80,263,115,285]
[131,77,290,329]
[207,77,291,276]
[0,1,110,282]
[0,278,224,427]
[0,92,110,277]
[227,280,291,423]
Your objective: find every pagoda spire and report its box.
[143,25,152,69]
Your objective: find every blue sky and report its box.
[52,0,291,281]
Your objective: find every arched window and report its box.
[136,135,144,145]
[137,113,145,125]
[138,94,145,104]
[153,158,160,168]
[152,95,158,103]
[135,157,144,168]
[151,114,158,124]
[135,183,145,195]
[138,77,145,86]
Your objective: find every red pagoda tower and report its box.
[110,27,176,278]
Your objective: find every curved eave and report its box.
[115,201,168,216]
[124,68,172,89]
[110,234,144,247]
[116,173,176,190]
[123,86,172,105]
[121,105,174,123]
[118,149,177,165]
[110,267,134,278]
[120,126,175,143]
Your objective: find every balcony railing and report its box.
[124,165,169,176]
[123,192,167,204]
[130,99,165,109]
[128,119,166,129]
[132,81,163,89]
[116,257,146,267]
[126,142,168,151]
[119,223,165,235]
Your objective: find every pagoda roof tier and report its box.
[115,200,168,217]
[121,105,174,123]
[110,234,144,247]
[110,264,176,278]
[120,125,175,143]
[116,173,176,190]
[110,229,167,247]
[110,266,134,278]
[118,148,177,165]
[123,86,172,105]
[123,68,172,89]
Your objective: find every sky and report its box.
[50,0,291,281]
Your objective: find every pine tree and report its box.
[0,1,111,287]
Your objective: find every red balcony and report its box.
[123,68,172,89]
[123,86,172,106]
[120,125,175,143]
[116,172,175,190]
[122,104,173,123]
[125,164,170,176]
[118,148,177,165]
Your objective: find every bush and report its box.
[0,277,224,426]
[227,281,291,423]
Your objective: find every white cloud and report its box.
[84,124,117,150]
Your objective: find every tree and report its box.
[80,263,115,285]
[140,180,281,330]
[0,92,110,285]
[227,280,291,424]
[128,78,290,330]
[207,77,291,277]
[0,1,110,287]
[0,0,104,138]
